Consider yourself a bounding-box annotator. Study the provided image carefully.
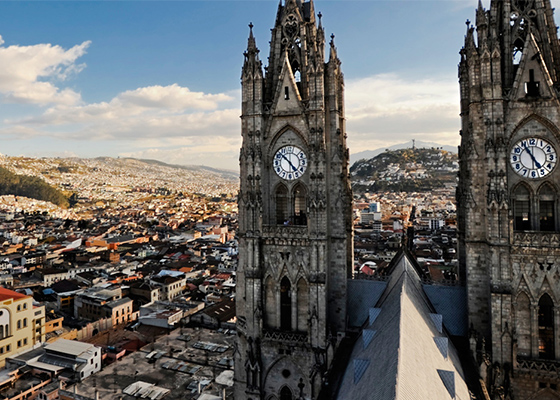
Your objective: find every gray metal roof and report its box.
[337,252,471,400]
[45,339,96,357]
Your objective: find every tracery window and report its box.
[280,386,293,400]
[513,185,531,231]
[293,184,307,226]
[538,294,555,360]
[539,184,556,231]
[280,277,292,331]
[275,184,289,225]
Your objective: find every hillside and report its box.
[349,140,458,165]
[0,166,69,207]
[0,156,239,206]
[350,148,458,193]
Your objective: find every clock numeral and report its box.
[530,138,536,145]
[294,172,299,178]
[550,154,555,161]
[299,167,305,173]
[540,169,546,175]
[512,156,518,162]
[515,163,521,170]
[547,145,552,153]
[515,147,521,154]
[531,171,537,178]
[522,169,528,176]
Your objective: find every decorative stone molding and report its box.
[263,329,308,344]
[513,232,560,247]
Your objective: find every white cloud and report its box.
[0,38,89,105]
[118,84,232,111]
[345,73,461,151]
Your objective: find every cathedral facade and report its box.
[234,0,352,398]
[458,0,560,398]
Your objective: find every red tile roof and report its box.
[0,288,28,302]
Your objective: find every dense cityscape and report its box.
[0,148,457,399]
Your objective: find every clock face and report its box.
[510,137,557,179]
[273,145,307,180]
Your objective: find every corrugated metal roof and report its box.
[45,339,95,357]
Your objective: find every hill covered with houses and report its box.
[350,147,458,194]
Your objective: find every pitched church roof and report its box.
[336,251,471,400]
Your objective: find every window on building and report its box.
[7,344,11,352]
[538,294,555,359]
[17,320,21,330]
[539,184,556,231]
[293,184,307,226]
[280,277,292,331]
[23,338,27,345]
[280,386,293,400]
[23,303,27,310]
[17,340,21,348]
[514,185,532,231]
[276,184,289,225]
[16,305,20,312]
[23,318,27,328]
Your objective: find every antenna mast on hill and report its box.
[412,139,415,149]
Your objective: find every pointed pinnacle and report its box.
[318,12,322,27]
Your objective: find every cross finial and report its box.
[466,19,471,27]
[249,22,254,31]
[318,12,322,20]
[331,33,335,40]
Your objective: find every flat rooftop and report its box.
[45,339,96,357]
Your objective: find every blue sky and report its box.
[0,0,555,170]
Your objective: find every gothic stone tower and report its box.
[459,0,560,398]
[235,0,352,399]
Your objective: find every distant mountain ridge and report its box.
[94,157,239,180]
[350,140,458,165]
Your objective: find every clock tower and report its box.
[459,0,560,398]
[235,0,352,398]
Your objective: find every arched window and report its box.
[276,185,289,225]
[297,278,308,333]
[513,185,531,231]
[265,276,276,329]
[516,292,531,357]
[539,184,556,231]
[293,184,307,226]
[280,277,292,331]
[280,386,293,400]
[16,320,21,330]
[538,294,555,359]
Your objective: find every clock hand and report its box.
[523,143,542,169]
[280,153,298,172]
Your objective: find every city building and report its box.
[458,0,560,398]
[235,0,352,397]
[0,287,45,368]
